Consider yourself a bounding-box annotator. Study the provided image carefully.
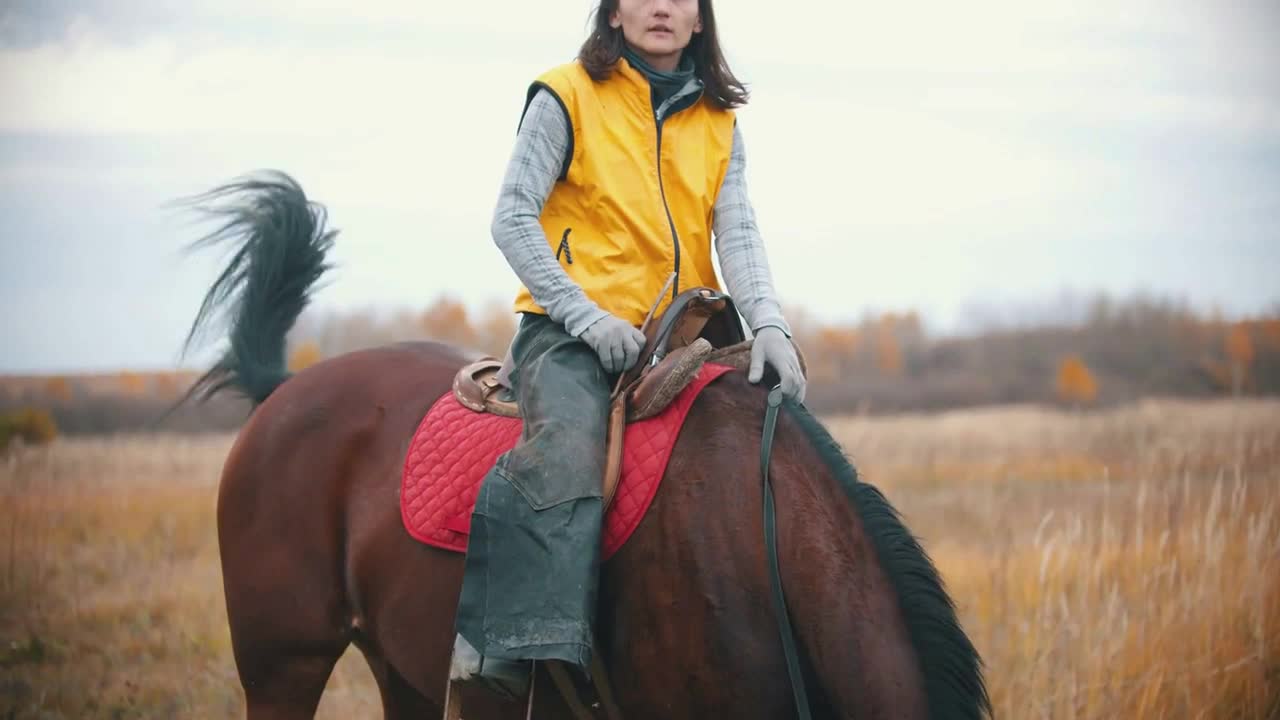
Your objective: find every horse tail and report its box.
[178,171,336,407]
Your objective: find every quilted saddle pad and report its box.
[401,363,732,560]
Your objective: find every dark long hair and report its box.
[578,0,748,109]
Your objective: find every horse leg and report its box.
[218,414,358,719]
[236,647,346,720]
[363,650,439,720]
[223,554,350,720]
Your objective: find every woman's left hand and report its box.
[748,326,806,403]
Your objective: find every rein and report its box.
[761,386,813,719]
[550,383,814,720]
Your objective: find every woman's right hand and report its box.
[579,315,647,373]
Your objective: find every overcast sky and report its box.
[1,1,1277,373]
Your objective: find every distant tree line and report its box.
[2,293,1276,433]
[788,294,1278,413]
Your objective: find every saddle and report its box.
[452,287,756,508]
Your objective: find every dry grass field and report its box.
[2,399,1277,719]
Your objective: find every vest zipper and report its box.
[652,79,704,303]
[654,116,680,301]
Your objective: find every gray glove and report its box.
[579,314,647,373]
[748,325,806,403]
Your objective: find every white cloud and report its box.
[0,0,1277,370]
[2,0,1275,137]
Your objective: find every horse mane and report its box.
[784,402,992,720]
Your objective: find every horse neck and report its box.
[765,409,930,719]
[600,376,930,718]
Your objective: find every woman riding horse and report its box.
[178,3,991,718]
[451,0,806,699]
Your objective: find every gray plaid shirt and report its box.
[491,87,791,339]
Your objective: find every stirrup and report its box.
[443,636,624,720]
[447,634,532,702]
[445,638,535,717]
[443,667,537,720]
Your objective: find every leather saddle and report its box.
[452,287,750,508]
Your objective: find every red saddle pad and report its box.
[401,363,733,560]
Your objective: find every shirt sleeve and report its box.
[712,123,793,337]
[490,88,609,337]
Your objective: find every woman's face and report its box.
[610,0,702,71]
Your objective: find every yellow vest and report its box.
[511,59,737,327]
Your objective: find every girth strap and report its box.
[762,386,813,719]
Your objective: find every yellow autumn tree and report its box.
[1,408,58,453]
[117,371,147,396]
[811,326,860,383]
[876,314,903,377]
[44,376,73,403]
[474,303,517,358]
[1055,354,1098,406]
[1225,323,1254,396]
[154,372,186,398]
[1262,319,1280,351]
[420,296,478,350]
[288,341,323,372]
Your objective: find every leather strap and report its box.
[762,386,813,720]
[546,661,598,720]
[541,640,626,720]
[602,398,627,510]
[525,664,538,720]
[589,645,626,720]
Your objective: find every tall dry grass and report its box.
[828,398,1280,719]
[1,400,1277,718]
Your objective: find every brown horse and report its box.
[179,172,989,720]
